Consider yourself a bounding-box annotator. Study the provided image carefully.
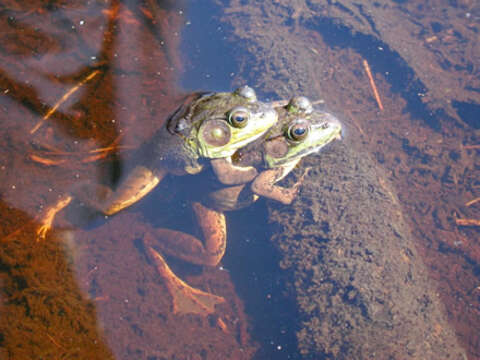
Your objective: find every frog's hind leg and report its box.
[191,201,227,266]
[102,166,167,215]
[36,195,73,240]
[149,202,227,267]
[144,203,227,316]
[147,246,225,316]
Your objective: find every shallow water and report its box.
[1,1,479,359]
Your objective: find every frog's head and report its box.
[264,96,342,169]
[168,86,278,160]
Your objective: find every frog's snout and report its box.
[325,112,344,140]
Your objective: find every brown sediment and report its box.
[222,0,479,358]
[0,203,115,359]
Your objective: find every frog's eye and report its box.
[228,106,250,128]
[286,119,310,142]
[287,96,313,114]
[235,85,257,101]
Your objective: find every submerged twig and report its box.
[464,144,480,150]
[466,198,480,207]
[29,154,67,166]
[455,218,480,227]
[30,70,101,134]
[363,59,384,111]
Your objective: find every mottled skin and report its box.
[37,86,277,238]
[204,97,343,211]
[36,86,279,317]
[87,87,278,215]
[147,97,342,316]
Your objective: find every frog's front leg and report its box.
[36,195,73,240]
[250,166,311,205]
[211,157,258,185]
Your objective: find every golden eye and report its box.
[228,107,250,128]
[287,119,310,142]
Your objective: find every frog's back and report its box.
[137,125,203,176]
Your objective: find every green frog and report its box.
[146,96,342,316]
[37,86,277,237]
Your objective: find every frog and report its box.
[145,96,342,316]
[36,86,278,238]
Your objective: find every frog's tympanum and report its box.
[147,96,342,316]
[37,86,277,239]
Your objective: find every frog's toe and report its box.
[148,247,225,316]
[36,195,72,241]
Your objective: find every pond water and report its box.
[0,1,479,359]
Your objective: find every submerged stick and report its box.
[455,218,480,227]
[466,197,480,207]
[30,70,101,134]
[363,59,384,111]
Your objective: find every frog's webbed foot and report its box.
[36,195,73,241]
[143,202,227,316]
[148,247,225,316]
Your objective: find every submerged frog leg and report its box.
[147,202,227,266]
[147,246,225,316]
[251,166,311,205]
[102,166,167,215]
[36,195,73,241]
[191,202,227,265]
[143,202,227,315]
[211,157,258,185]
